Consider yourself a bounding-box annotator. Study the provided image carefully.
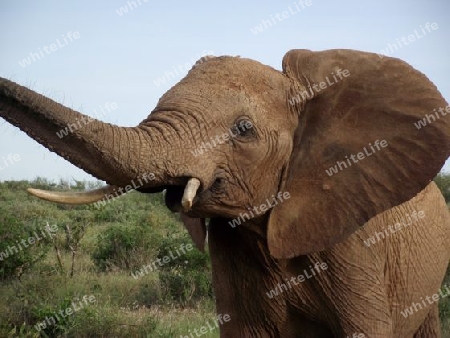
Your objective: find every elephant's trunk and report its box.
[0,78,190,196]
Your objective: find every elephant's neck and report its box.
[208,219,288,333]
[207,218,332,336]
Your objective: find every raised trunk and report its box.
[1,78,207,252]
[0,77,183,188]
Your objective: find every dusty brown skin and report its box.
[1,49,450,337]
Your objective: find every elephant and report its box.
[1,48,450,337]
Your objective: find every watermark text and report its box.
[0,153,21,171]
[250,1,313,35]
[325,140,388,177]
[288,69,350,106]
[180,314,231,338]
[266,262,328,299]
[35,295,96,332]
[18,31,80,68]
[378,22,438,58]
[191,120,253,157]
[414,105,449,129]
[229,191,290,228]
[363,210,425,247]
[56,102,118,139]
[0,222,58,262]
[132,242,193,279]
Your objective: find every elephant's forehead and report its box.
[179,58,267,92]
[156,56,287,111]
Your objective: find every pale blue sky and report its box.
[0,0,449,182]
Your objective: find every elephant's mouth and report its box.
[164,185,187,212]
[164,177,203,213]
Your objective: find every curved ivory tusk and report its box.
[27,185,120,205]
[181,178,201,212]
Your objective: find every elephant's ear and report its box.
[267,49,450,259]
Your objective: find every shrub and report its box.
[32,297,76,336]
[157,235,213,304]
[0,214,55,280]
[136,280,163,307]
[91,223,162,272]
[435,172,450,203]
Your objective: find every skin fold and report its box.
[1,49,450,337]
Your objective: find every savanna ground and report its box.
[0,174,449,338]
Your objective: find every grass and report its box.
[0,236,218,337]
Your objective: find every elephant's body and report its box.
[209,182,450,337]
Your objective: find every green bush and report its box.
[158,235,213,304]
[0,213,55,280]
[32,297,76,336]
[435,172,450,204]
[91,223,162,271]
[136,280,163,307]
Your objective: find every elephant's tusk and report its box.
[27,185,119,205]
[181,178,201,212]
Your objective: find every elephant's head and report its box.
[1,49,449,258]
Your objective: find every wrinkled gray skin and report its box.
[1,49,450,337]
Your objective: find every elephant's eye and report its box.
[230,118,256,141]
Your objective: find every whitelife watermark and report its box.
[228,191,291,228]
[0,222,58,262]
[266,262,328,299]
[115,0,149,16]
[131,242,193,279]
[414,104,450,130]
[378,22,438,58]
[34,295,96,332]
[288,68,350,106]
[153,51,215,87]
[190,120,254,157]
[401,283,450,318]
[363,210,425,247]
[179,314,231,338]
[18,31,81,68]
[56,102,119,139]
[0,153,21,171]
[325,140,388,177]
[93,173,156,209]
[250,0,313,35]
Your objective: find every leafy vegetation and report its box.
[0,173,449,337]
[0,178,216,337]
[435,173,450,205]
